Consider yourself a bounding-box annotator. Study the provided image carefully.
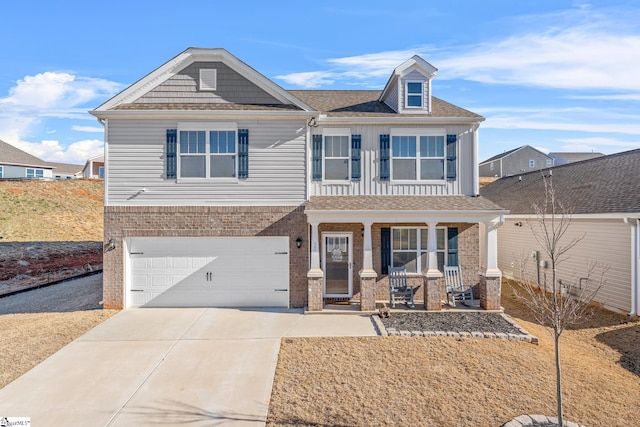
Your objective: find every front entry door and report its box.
[322,233,353,297]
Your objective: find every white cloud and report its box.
[555,137,640,152]
[12,139,103,164]
[275,71,336,88]
[72,125,104,133]
[483,116,640,135]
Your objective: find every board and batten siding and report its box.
[106,119,306,206]
[497,217,632,313]
[309,124,475,196]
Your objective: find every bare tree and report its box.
[511,174,606,426]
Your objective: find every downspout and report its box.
[624,217,640,317]
[472,124,479,196]
[97,118,107,205]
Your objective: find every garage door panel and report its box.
[128,237,289,308]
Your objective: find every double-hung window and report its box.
[26,168,44,178]
[391,130,445,181]
[406,82,423,107]
[529,159,535,168]
[391,227,446,274]
[177,123,237,179]
[324,135,350,181]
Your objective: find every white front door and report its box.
[322,233,353,298]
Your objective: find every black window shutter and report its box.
[312,134,322,181]
[238,129,249,178]
[351,134,361,181]
[447,227,459,266]
[381,227,391,274]
[166,129,177,179]
[379,134,390,181]
[446,134,457,180]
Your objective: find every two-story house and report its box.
[92,48,506,311]
[479,145,554,177]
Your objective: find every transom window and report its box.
[324,135,350,180]
[26,168,44,178]
[391,134,445,180]
[392,227,446,274]
[178,129,236,178]
[406,82,423,107]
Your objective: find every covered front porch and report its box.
[304,196,507,312]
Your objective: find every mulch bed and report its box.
[381,312,524,335]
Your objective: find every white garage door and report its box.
[127,237,289,308]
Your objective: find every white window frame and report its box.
[199,69,217,91]
[391,226,447,274]
[322,128,351,183]
[390,128,446,183]
[0,166,3,178]
[26,168,44,179]
[405,81,423,108]
[490,162,494,170]
[177,122,238,182]
[529,159,535,168]
[546,159,552,168]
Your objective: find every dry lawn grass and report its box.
[0,310,118,389]
[267,283,640,426]
[0,179,104,241]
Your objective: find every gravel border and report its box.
[372,312,538,344]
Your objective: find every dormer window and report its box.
[406,82,423,108]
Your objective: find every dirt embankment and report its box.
[0,241,103,296]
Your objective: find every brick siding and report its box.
[103,205,307,309]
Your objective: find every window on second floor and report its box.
[178,129,236,179]
[546,159,552,168]
[0,166,3,178]
[406,82,423,108]
[324,135,350,180]
[26,168,44,178]
[391,134,445,181]
[529,159,535,168]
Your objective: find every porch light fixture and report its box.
[295,237,302,248]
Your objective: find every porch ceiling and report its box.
[305,195,508,224]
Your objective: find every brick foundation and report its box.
[359,271,377,311]
[307,273,323,311]
[424,275,443,311]
[479,274,502,310]
[103,205,308,309]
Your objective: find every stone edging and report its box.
[371,312,538,344]
[502,414,586,427]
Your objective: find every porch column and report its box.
[424,222,443,311]
[307,222,324,311]
[360,221,377,311]
[480,221,502,310]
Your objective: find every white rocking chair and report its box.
[444,266,475,307]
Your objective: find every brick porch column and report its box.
[480,274,501,310]
[424,274,442,311]
[360,270,377,311]
[307,221,324,311]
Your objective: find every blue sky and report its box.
[1,0,639,164]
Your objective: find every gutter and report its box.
[624,217,640,317]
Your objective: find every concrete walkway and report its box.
[0,308,377,426]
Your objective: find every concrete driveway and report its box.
[0,308,377,426]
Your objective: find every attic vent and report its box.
[199,69,217,91]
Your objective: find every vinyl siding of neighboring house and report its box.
[479,146,552,177]
[105,119,307,206]
[309,123,476,196]
[0,164,53,179]
[497,217,632,313]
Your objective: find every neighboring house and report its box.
[480,149,640,315]
[45,162,83,179]
[91,48,507,311]
[548,151,604,166]
[0,140,54,179]
[81,154,105,179]
[479,145,554,177]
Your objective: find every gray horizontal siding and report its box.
[106,119,306,206]
[497,217,632,313]
[309,124,475,196]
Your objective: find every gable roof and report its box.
[289,90,482,119]
[379,55,438,102]
[93,48,314,113]
[480,145,551,165]
[46,162,83,175]
[0,140,52,169]
[479,148,640,215]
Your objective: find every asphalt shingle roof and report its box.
[479,149,640,215]
[305,195,504,212]
[0,140,51,168]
